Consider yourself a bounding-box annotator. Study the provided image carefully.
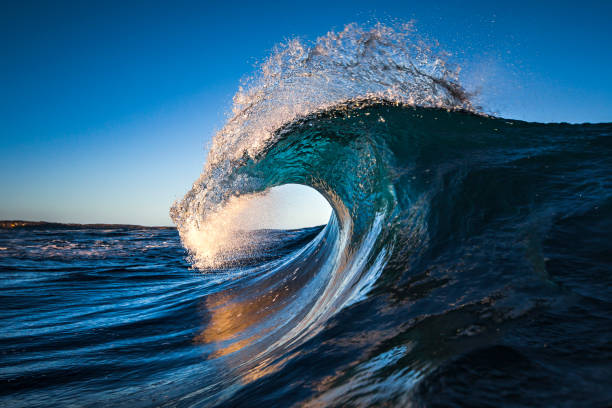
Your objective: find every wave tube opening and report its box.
[231,184,332,231]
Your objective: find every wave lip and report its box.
[170,23,475,263]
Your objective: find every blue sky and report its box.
[1,1,611,226]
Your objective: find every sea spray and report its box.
[170,23,475,269]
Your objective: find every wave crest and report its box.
[170,23,475,269]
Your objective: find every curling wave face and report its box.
[170,24,474,358]
[169,24,480,392]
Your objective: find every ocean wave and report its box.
[162,23,612,406]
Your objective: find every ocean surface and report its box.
[2,108,611,407]
[3,24,612,407]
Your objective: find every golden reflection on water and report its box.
[193,282,291,360]
[192,234,325,383]
[193,288,296,384]
[194,293,262,358]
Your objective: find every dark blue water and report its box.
[2,107,612,407]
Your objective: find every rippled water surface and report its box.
[2,172,612,407]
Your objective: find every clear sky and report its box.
[1,1,611,226]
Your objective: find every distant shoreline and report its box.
[0,221,175,229]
